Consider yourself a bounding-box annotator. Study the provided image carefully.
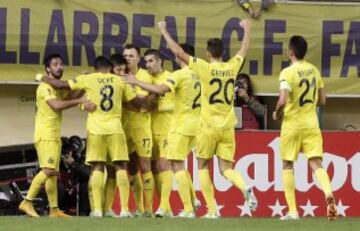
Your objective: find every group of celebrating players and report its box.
[18,19,337,221]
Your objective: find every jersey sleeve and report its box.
[188,56,208,80]
[123,83,137,102]
[279,68,293,92]
[68,75,87,91]
[163,70,181,93]
[228,55,245,73]
[39,84,58,101]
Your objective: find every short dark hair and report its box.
[94,56,111,69]
[207,38,223,58]
[124,44,141,56]
[44,54,62,69]
[180,43,195,57]
[289,35,308,60]
[144,48,162,60]
[110,53,128,66]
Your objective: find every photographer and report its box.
[59,136,91,216]
[234,73,267,129]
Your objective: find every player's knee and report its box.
[282,160,294,169]
[308,157,323,171]
[139,158,151,173]
[197,158,209,169]
[42,168,58,177]
[91,162,105,172]
[171,161,184,172]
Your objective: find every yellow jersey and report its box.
[34,82,68,142]
[163,66,200,135]
[279,60,324,130]
[123,68,152,129]
[68,72,136,134]
[151,70,175,135]
[188,55,244,130]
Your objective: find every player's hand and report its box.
[84,99,96,112]
[35,73,46,82]
[237,88,250,102]
[157,21,167,33]
[239,19,251,29]
[272,110,283,120]
[62,154,75,166]
[121,73,137,85]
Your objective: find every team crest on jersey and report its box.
[72,79,77,83]
[48,157,54,164]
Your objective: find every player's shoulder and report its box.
[280,64,295,77]
[38,82,54,91]
[137,68,151,77]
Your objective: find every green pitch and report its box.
[0,217,359,231]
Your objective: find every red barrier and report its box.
[113,131,360,217]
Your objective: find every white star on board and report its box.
[300,200,318,217]
[217,204,225,214]
[336,199,350,217]
[268,199,287,217]
[237,202,252,217]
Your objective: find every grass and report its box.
[0,217,359,231]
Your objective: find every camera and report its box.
[61,136,84,163]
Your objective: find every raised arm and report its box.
[237,19,251,58]
[157,21,190,64]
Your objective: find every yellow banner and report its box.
[0,0,359,96]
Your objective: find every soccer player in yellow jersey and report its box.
[124,44,201,218]
[123,44,154,217]
[39,56,147,218]
[19,54,86,218]
[143,49,175,217]
[273,35,337,221]
[94,53,129,217]
[158,20,257,218]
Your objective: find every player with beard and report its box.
[19,54,87,218]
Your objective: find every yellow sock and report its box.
[142,171,154,213]
[315,168,333,198]
[88,173,94,212]
[283,169,297,213]
[154,173,161,198]
[91,170,104,212]
[116,170,130,212]
[103,178,116,211]
[199,169,216,214]
[159,170,173,212]
[130,173,144,212]
[186,171,197,203]
[26,171,48,201]
[45,176,58,208]
[223,169,246,193]
[175,170,193,212]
